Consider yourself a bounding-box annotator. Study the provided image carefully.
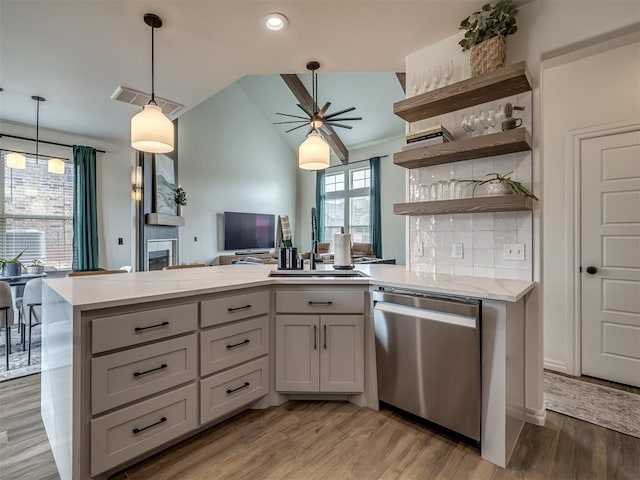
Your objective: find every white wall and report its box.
[0,120,134,269]
[177,83,297,264]
[404,0,640,421]
[295,136,406,264]
[542,39,640,373]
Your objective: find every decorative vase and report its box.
[470,35,506,77]
[26,265,45,275]
[2,263,21,277]
[486,182,513,196]
[177,204,183,217]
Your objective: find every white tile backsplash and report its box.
[472,231,495,249]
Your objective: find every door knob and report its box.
[586,266,598,275]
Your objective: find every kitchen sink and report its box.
[268,269,369,278]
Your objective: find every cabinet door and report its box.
[320,315,364,393]
[275,315,320,392]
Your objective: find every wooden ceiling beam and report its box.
[280,74,349,164]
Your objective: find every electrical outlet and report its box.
[117,237,123,245]
[414,242,423,256]
[504,243,525,261]
[452,243,464,259]
[194,236,198,242]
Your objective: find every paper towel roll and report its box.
[333,233,352,266]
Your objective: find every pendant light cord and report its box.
[150,23,156,105]
[35,99,39,164]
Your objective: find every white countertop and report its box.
[44,264,535,310]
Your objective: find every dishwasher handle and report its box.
[373,290,479,318]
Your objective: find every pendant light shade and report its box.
[130,13,174,153]
[6,152,26,169]
[131,104,174,153]
[299,132,330,170]
[48,157,65,174]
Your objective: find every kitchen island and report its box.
[41,264,534,479]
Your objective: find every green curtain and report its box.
[72,145,98,270]
[369,156,382,258]
[315,170,325,242]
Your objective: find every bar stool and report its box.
[19,278,42,365]
[0,282,15,370]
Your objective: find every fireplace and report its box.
[147,239,177,271]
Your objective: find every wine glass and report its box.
[412,73,421,96]
[432,65,442,89]
[467,112,479,136]
[443,60,454,85]
[479,111,490,134]
[421,69,432,94]
[485,108,498,133]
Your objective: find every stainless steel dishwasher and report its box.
[373,288,481,442]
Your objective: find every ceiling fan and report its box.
[275,61,362,139]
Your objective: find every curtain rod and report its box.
[0,148,69,162]
[326,155,389,170]
[0,133,106,153]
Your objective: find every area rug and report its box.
[544,372,640,438]
[0,325,41,382]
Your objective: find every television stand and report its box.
[234,250,270,255]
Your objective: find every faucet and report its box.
[310,207,318,270]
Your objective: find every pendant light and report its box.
[48,158,65,174]
[299,132,330,170]
[131,13,174,153]
[6,152,26,169]
[33,95,45,173]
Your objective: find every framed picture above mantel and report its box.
[154,154,177,216]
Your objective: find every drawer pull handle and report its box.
[308,301,333,306]
[324,324,327,350]
[133,364,168,377]
[226,339,250,350]
[228,305,251,312]
[226,382,250,395]
[314,325,317,350]
[133,416,167,435]
[134,321,169,332]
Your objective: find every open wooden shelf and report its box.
[394,128,531,169]
[394,62,532,122]
[145,213,185,227]
[394,195,533,216]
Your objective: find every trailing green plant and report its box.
[458,0,518,52]
[0,249,26,268]
[31,259,44,267]
[460,172,538,200]
[174,186,188,206]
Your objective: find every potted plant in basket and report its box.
[0,249,26,277]
[174,186,188,216]
[26,259,45,275]
[459,0,518,77]
[461,172,538,199]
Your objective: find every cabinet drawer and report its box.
[200,357,269,425]
[91,383,197,476]
[276,290,364,314]
[200,316,269,377]
[201,290,269,328]
[92,303,198,354]
[91,334,197,414]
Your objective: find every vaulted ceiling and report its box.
[0,1,487,144]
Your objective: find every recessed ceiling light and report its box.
[264,13,288,31]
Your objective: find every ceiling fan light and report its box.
[131,104,174,153]
[6,152,26,169]
[48,157,65,175]
[264,13,288,31]
[311,118,323,129]
[299,132,330,170]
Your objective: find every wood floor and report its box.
[1,375,639,480]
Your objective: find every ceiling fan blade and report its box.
[274,120,309,125]
[296,103,314,118]
[285,123,311,133]
[325,123,353,129]
[319,125,333,136]
[319,102,332,117]
[324,117,362,122]
[324,106,356,120]
[276,112,310,120]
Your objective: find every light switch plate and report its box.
[452,243,464,259]
[504,243,525,261]
[414,242,423,256]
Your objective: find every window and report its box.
[321,166,370,247]
[1,154,74,270]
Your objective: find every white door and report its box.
[319,315,364,393]
[581,129,640,387]
[275,315,319,392]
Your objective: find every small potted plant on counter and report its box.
[174,186,188,216]
[0,249,25,277]
[461,172,538,199]
[459,0,519,77]
[26,259,45,275]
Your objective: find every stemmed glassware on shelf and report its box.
[443,60,453,85]
[462,113,479,136]
[432,65,443,90]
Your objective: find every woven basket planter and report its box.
[470,35,506,77]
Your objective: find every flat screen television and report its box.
[223,211,276,252]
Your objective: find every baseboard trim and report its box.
[544,359,569,373]
[525,407,546,426]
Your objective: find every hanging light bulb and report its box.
[299,132,330,170]
[48,158,65,174]
[131,13,174,153]
[6,152,26,169]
